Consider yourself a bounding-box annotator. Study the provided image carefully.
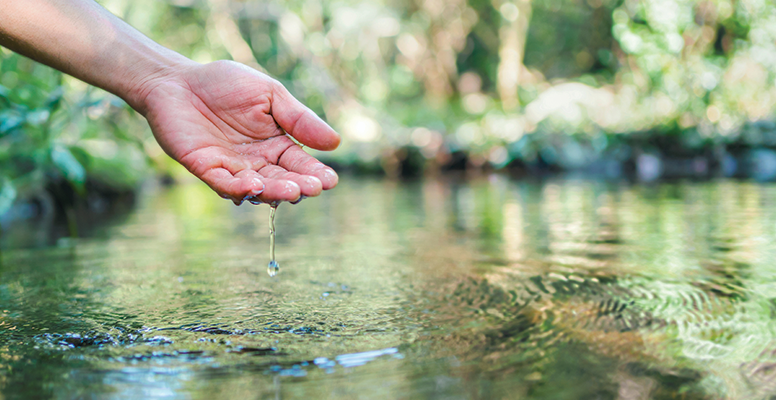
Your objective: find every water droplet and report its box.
[268,260,279,277]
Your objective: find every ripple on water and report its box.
[4,179,776,399]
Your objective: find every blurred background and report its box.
[2,0,776,225]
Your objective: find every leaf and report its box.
[0,180,17,218]
[25,109,51,126]
[44,87,64,111]
[0,84,9,105]
[51,145,86,189]
[0,110,25,135]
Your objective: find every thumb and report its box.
[271,82,341,151]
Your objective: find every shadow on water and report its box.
[2,176,776,398]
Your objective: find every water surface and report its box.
[2,176,776,399]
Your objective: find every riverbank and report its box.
[328,120,776,182]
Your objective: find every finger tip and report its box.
[249,177,265,195]
[304,134,340,151]
[310,111,341,150]
[255,179,300,203]
[316,168,339,190]
[233,177,264,203]
[282,181,301,200]
[301,176,323,196]
[291,110,341,151]
[324,133,341,150]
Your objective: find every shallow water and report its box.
[3,176,776,399]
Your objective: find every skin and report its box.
[0,0,340,204]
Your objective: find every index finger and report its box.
[276,144,339,190]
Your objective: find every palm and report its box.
[141,61,339,204]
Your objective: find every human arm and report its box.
[0,0,340,203]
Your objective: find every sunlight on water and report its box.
[3,177,776,399]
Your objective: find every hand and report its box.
[138,60,340,204]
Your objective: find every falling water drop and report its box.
[268,203,279,277]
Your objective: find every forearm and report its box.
[0,0,194,114]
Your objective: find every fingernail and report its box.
[250,178,265,195]
[319,169,338,186]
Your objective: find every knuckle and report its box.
[269,78,286,94]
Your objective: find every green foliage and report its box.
[0,49,150,211]
[4,0,776,212]
[0,179,17,217]
[50,145,86,193]
[162,0,773,171]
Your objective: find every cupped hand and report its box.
[138,60,340,204]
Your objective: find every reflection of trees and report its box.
[5,174,776,397]
[495,0,531,110]
[398,178,776,399]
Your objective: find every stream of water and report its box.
[267,203,279,277]
[2,176,776,399]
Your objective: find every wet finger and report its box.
[253,178,301,203]
[276,144,339,190]
[200,167,265,203]
[258,164,323,197]
[182,146,253,177]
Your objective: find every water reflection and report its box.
[2,177,776,398]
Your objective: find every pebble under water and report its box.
[4,177,776,399]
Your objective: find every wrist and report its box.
[120,51,199,116]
